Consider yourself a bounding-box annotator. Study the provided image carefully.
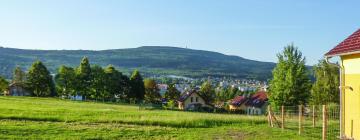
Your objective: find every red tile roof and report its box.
[245,91,268,108]
[326,29,360,57]
[230,95,247,106]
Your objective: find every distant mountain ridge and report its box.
[0,46,276,80]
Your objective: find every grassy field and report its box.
[0,96,320,139]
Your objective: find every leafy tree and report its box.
[55,65,76,97]
[215,86,238,103]
[26,61,55,97]
[164,83,180,101]
[76,57,92,100]
[90,65,107,101]
[12,66,26,84]
[310,60,339,105]
[144,78,161,103]
[104,65,122,100]
[120,74,131,100]
[129,69,145,103]
[0,76,9,94]
[104,65,131,101]
[199,80,216,104]
[269,44,311,107]
[164,100,176,109]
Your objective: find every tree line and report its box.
[0,57,181,104]
[269,44,339,107]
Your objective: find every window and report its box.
[191,97,193,102]
[196,97,198,102]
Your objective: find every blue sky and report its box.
[0,0,359,65]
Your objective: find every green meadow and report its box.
[0,96,318,139]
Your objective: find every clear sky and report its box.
[0,0,359,65]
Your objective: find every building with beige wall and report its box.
[178,90,212,111]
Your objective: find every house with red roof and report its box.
[228,95,248,112]
[245,91,268,115]
[325,29,360,139]
[227,91,268,115]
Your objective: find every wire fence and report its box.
[269,105,340,140]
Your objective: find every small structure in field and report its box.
[245,91,268,115]
[6,83,30,96]
[325,28,360,139]
[177,90,213,111]
[228,95,248,112]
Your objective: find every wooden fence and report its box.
[268,105,340,140]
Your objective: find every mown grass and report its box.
[0,96,318,139]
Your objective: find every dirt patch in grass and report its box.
[213,130,247,140]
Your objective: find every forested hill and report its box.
[0,46,276,80]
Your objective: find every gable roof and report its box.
[326,29,360,57]
[178,90,202,102]
[245,91,268,108]
[229,95,247,106]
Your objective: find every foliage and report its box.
[76,57,92,100]
[143,78,161,103]
[164,83,180,101]
[215,87,238,103]
[0,76,9,94]
[130,70,145,102]
[55,65,77,97]
[310,60,339,105]
[164,99,176,109]
[12,66,26,84]
[26,61,55,97]
[55,62,132,102]
[269,44,311,106]
[104,65,130,101]
[90,65,107,101]
[199,80,216,104]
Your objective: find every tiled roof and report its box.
[230,96,247,106]
[326,29,360,57]
[245,91,268,108]
[178,90,199,102]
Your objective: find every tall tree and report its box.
[199,80,216,104]
[55,65,77,97]
[26,61,55,97]
[0,76,9,95]
[144,78,161,103]
[269,44,311,107]
[164,83,180,101]
[12,66,26,84]
[120,74,131,100]
[310,60,339,105]
[76,57,92,100]
[104,65,121,100]
[215,86,238,103]
[129,69,145,103]
[90,65,107,101]
[104,65,130,101]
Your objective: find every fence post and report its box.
[313,105,316,127]
[281,105,284,130]
[298,105,302,135]
[322,105,327,140]
[267,105,271,127]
